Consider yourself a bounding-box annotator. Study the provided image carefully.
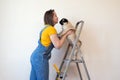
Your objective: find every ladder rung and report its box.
[64,59,83,63]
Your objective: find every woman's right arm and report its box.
[50,30,73,49]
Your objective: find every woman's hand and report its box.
[66,29,74,36]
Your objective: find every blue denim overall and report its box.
[30,26,54,80]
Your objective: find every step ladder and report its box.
[54,20,91,80]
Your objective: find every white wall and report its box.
[0,0,120,80]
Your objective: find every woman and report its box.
[30,9,73,80]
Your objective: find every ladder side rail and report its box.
[55,43,71,79]
[79,49,91,80]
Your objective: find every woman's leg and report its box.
[36,59,49,80]
[30,65,37,80]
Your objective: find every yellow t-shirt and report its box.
[40,25,57,47]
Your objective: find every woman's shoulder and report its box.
[44,25,57,35]
[45,25,55,31]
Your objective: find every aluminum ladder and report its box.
[55,20,91,80]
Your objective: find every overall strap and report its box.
[39,25,54,60]
[39,26,48,42]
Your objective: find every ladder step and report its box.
[64,59,83,63]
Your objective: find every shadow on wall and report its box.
[81,24,104,56]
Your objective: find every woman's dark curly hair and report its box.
[44,9,55,26]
